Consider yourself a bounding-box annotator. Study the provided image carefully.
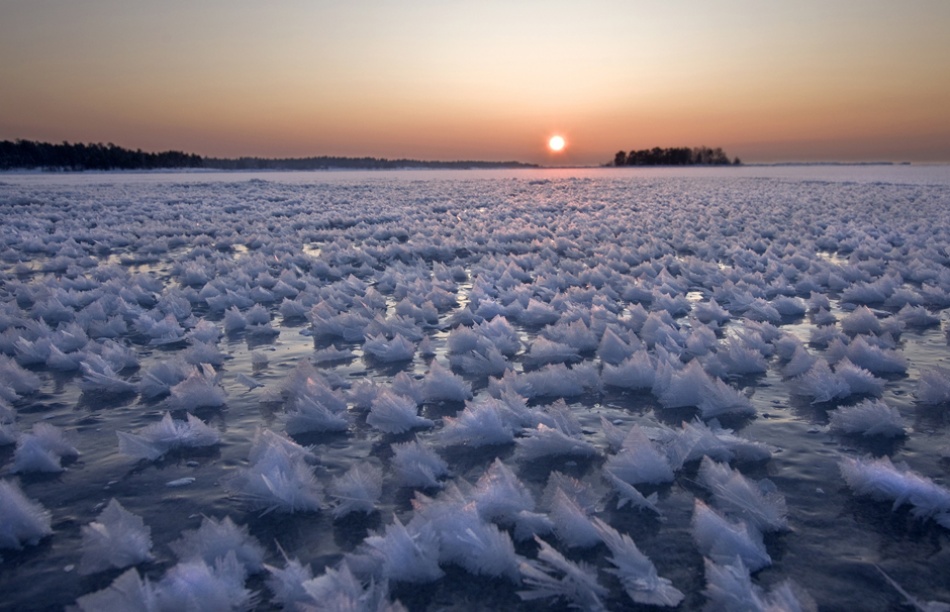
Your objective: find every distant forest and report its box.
[204,156,537,170]
[612,146,739,166]
[0,139,537,171]
[0,139,203,171]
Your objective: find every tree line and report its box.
[203,156,537,170]
[0,139,538,171]
[0,139,203,171]
[612,146,739,167]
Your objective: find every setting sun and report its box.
[548,135,566,152]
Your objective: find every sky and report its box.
[2,1,949,165]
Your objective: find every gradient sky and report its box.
[2,1,949,165]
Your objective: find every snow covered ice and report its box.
[0,165,949,610]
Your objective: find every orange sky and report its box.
[2,1,949,165]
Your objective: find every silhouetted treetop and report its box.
[611,146,740,166]
[0,139,538,171]
[0,139,202,170]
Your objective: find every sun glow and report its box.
[548,135,566,152]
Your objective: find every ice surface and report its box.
[603,469,662,515]
[367,388,433,434]
[284,391,350,434]
[169,515,265,574]
[363,515,444,584]
[0,421,16,446]
[471,458,537,524]
[138,359,189,399]
[79,498,153,575]
[549,487,601,548]
[657,359,755,418]
[841,305,883,335]
[692,498,771,572]
[525,336,581,366]
[516,422,599,461]
[840,456,950,528]
[80,355,136,395]
[409,488,521,580]
[390,438,449,489]
[702,558,816,612]
[13,421,79,473]
[363,332,416,363]
[74,568,159,612]
[601,349,655,389]
[0,169,949,610]
[422,360,472,403]
[875,565,950,612]
[118,411,220,461]
[0,479,52,550]
[264,552,313,608]
[518,536,608,611]
[301,560,404,611]
[154,552,256,611]
[604,424,675,485]
[168,364,226,410]
[917,366,950,405]
[828,399,905,438]
[699,457,788,532]
[592,516,684,606]
[328,463,383,518]
[225,428,324,513]
[439,396,516,447]
[666,418,772,468]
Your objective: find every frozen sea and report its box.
[1,165,950,611]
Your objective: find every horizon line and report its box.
[1,137,943,169]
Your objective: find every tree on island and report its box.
[611,146,740,166]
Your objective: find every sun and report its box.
[548,135,566,152]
